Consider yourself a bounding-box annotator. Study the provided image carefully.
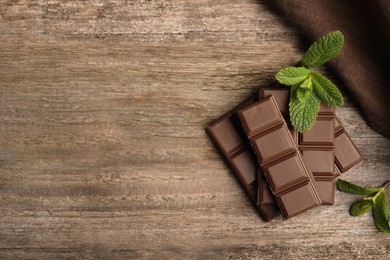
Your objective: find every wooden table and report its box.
[1,1,390,259]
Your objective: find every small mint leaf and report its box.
[372,191,390,233]
[311,71,344,107]
[350,200,371,216]
[299,77,313,90]
[289,88,320,132]
[337,179,381,195]
[275,67,311,86]
[297,88,311,103]
[301,31,344,68]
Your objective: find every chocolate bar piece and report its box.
[238,96,321,219]
[259,84,363,175]
[259,84,335,204]
[206,96,280,221]
[290,104,335,205]
[334,118,363,174]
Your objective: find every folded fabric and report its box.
[270,0,390,139]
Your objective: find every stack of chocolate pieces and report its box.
[206,83,363,221]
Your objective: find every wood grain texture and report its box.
[0,0,389,259]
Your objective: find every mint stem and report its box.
[382,180,390,191]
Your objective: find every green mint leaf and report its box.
[301,31,344,68]
[350,199,371,216]
[311,71,344,107]
[275,67,311,86]
[337,179,381,195]
[372,191,390,233]
[289,88,320,132]
[297,87,311,103]
[299,77,313,90]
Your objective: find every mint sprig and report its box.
[275,31,344,132]
[337,179,390,234]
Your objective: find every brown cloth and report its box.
[271,0,390,139]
